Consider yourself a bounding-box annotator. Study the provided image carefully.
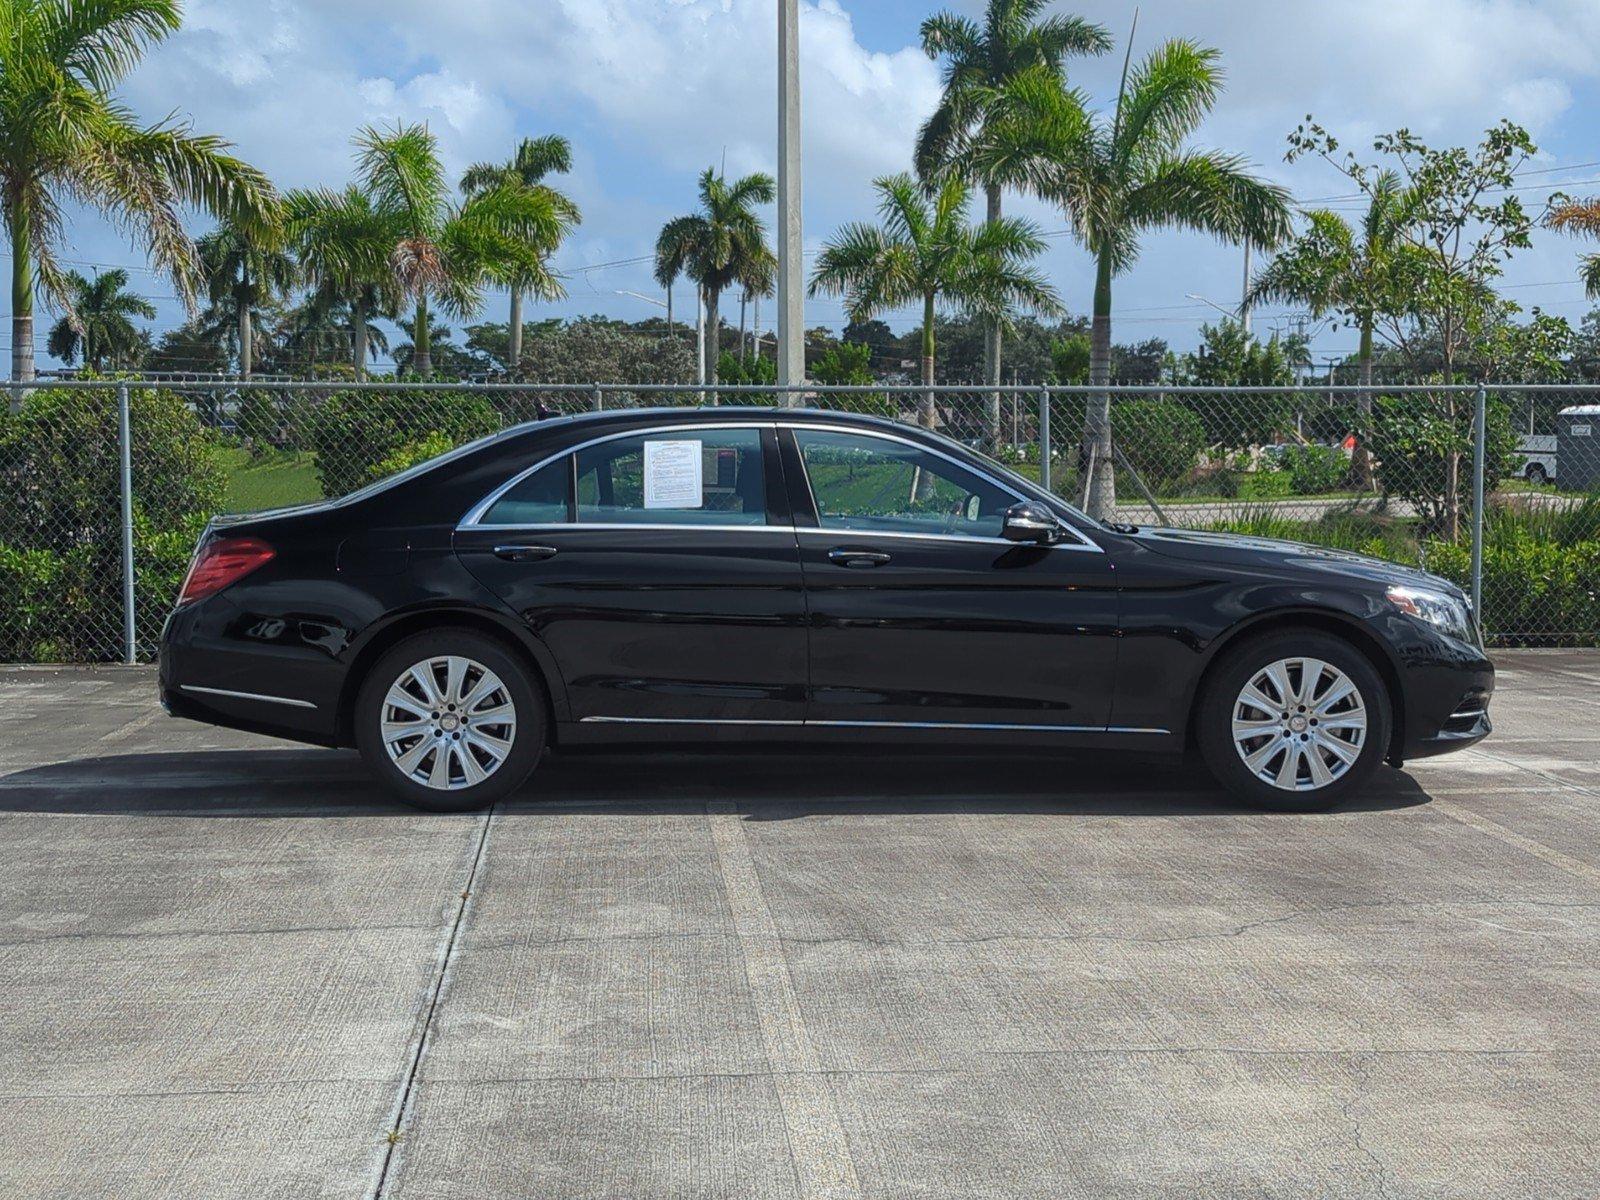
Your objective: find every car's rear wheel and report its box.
[1196,630,1391,812]
[356,629,546,812]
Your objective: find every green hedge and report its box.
[306,389,502,498]
[0,385,224,660]
[1112,399,1205,492]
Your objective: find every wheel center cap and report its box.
[440,714,460,732]
[1288,715,1309,733]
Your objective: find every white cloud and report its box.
[35,0,1600,363]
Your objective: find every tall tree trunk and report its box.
[1083,249,1117,520]
[704,286,721,387]
[739,291,748,362]
[984,182,1004,446]
[508,288,524,371]
[8,201,34,395]
[1353,318,1374,490]
[238,296,253,379]
[352,293,369,381]
[920,291,937,431]
[413,296,432,377]
[665,285,673,336]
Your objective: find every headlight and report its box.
[1386,585,1476,643]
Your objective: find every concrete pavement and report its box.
[0,654,1597,1198]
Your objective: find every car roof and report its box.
[501,405,910,438]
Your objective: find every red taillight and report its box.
[177,536,275,606]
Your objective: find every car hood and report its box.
[1129,525,1462,595]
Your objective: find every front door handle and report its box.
[493,544,559,563]
[827,547,892,568]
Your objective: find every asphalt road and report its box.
[1,653,1597,1199]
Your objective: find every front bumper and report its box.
[1404,687,1493,760]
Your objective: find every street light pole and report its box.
[776,0,804,399]
[1240,240,1253,336]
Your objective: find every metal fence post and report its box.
[592,383,604,412]
[1470,383,1487,621]
[1038,387,1052,493]
[117,383,137,665]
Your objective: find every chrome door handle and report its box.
[827,547,892,568]
[493,544,559,562]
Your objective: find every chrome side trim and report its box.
[579,715,804,726]
[577,715,1168,735]
[180,685,317,710]
[459,421,777,528]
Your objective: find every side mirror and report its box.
[1001,500,1064,544]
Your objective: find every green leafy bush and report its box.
[1237,468,1292,500]
[365,431,458,484]
[0,385,225,660]
[1367,392,1518,531]
[307,389,501,499]
[1280,444,1348,494]
[1111,399,1206,492]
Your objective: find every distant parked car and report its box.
[1514,434,1557,485]
[160,408,1493,814]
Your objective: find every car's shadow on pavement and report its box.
[0,745,1435,818]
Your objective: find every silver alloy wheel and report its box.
[380,655,518,791]
[1231,656,1367,792]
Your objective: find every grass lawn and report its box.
[220,446,323,512]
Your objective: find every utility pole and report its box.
[1240,240,1253,337]
[776,0,804,399]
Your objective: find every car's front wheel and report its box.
[1196,630,1391,812]
[355,629,546,811]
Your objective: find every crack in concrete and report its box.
[0,919,438,950]
[1337,1053,1393,1200]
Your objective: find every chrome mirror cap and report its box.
[1001,501,1065,544]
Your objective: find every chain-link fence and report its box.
[2,379,1596,661]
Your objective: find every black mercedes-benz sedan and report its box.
[160,407,1493,812]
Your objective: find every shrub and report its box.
[1237,468,1292,500]
[1111,399,1205,493]
[0,385,225,660]
[307,389,501,499]
[1367,392,1518,532]
[365,431,458,484]
[1280,444,1347,495]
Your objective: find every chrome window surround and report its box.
[458,419,1102,553]
[786,423,1101,553]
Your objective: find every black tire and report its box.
[1195,629,1392,812]
[355,629,546,812]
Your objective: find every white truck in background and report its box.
[1514,434,1557,485]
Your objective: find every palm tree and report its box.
[198,218,295,378]
[1250,171,1420,485]
[356,123,566,376]
[916,1,1111,440]
[285,185,401,378]
[0,0,275,385]
[977,45,1292,516]
[460,135,581,370]
[280,295,390,369]
[655,169,777,387]
[46,269,156,370]
[1547,196,1600,298]
[810,172,1061,429]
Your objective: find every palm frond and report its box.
[1114,39,1223,161]
[1549,197,1600,237]
[42,0,181,93]
[1125,150,1292,252]
[356,123,449,233]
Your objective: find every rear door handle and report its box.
[493,544,559,562]
[827,547,892,568]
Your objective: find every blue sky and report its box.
[20,0,1600,371]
